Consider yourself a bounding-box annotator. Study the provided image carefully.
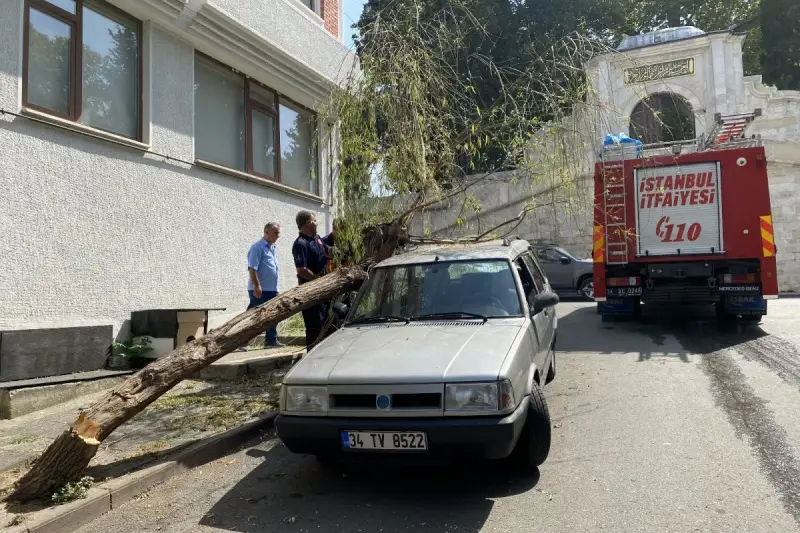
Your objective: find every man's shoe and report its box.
[264,341,285,348]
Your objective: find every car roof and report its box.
[377,239,530,267]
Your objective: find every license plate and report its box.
[607,286,642,297]
[340,431,428,451]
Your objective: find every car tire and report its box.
[512,382,552,467]
[577,277,594,301]
[545,349,556,384]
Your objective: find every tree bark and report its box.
[6,266,365,502]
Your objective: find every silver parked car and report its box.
[275,239,559,468]
[530,243,595,300]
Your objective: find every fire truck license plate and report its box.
[607,287,643,297]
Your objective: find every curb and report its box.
[8,413,278,532]
[196,351,302,381]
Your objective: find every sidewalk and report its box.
[1,346,299,516]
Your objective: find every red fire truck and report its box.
[592,111,779,321]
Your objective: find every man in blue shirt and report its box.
[246,222,283,348]
[292,210,329,350]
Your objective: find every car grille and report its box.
[327,384,445,417]
[330,393,442,410]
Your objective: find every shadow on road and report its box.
[557,303,768,362]
[200,444,539,532]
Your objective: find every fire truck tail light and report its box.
[719,273,759,284]
[607,276,641,287]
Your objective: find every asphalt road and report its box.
[75,300,800,533]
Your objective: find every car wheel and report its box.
[512,382,552,467]
[578,277,594,301]
[545,349,556,384]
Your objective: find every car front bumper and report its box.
[274,398,529,462]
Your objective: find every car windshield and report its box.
[348,259,523,322]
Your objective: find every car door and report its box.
[521,252,555,350]
[534,247,572,290]
[513,256,549,376]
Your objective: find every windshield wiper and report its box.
[412,312,488,323]
[348,315,410,325]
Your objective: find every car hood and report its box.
[285,320,526,385]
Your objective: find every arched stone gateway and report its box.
[630,92,696,144]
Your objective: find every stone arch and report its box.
[628,92,697,144]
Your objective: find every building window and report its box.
[279,101,316,192]
[630,93,695,145]
[299,0,320,15]
[194,54,318,195]
[23,0,142,140]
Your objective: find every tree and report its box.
[761,0,800,90]
[8,0,605,502]
[354,0,619,176]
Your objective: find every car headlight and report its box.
[281,385,328,413]
[445,380,516,412]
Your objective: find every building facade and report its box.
[0,0,353,343]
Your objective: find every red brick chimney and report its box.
[320,0,340,39]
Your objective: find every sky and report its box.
[342,0,366,49]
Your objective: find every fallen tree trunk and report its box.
[7,216,411,502]
[6,265,366,502]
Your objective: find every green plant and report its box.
[51,476,94,505]
[109,336,154,368]
[112,336,153,358]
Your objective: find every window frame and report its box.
[297,0,321,16]
[348,259,524,321]
[536,247,566,264]
[22,0,144,141]
[195,52,320,195]
[521,252,548,294]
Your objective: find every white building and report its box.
[0,0,353,357]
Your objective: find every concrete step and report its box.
[194,348,303,381]
[0,370,133,420]
[245,333,305,347]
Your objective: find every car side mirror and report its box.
[559,256,571,265]
[332,302,349,319]
[532,291,560,314]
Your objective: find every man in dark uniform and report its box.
[292,210,329,351]
[321,218,358,336]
